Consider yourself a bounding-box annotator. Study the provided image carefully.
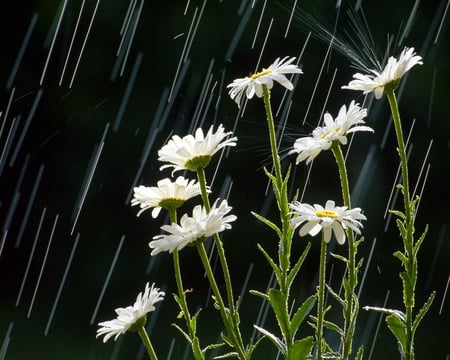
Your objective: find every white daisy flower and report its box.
[290,136,330,165]
[227,56,303,107]
[158,124,237,174]
[342,47,423,99]
[313,101,373,144]
[149,199,236,255]
[289,101,372,164]
[289,200,366,245]
[131,177,203,218]
[96,282,165,343]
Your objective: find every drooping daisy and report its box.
[342,47,423,99]
[158,124,237,174]
[149,199,236,255]
[131,176,203,218]
[289,101,372,164]
[227,56,303,107]
[289,200,366,245]
[96,282,165,343]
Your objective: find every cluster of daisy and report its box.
[96,45,422,348]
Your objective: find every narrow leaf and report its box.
[257,244,283,284]
[251,211,282,239]
[289,295,316,339]
[287,242,311,288]
[412,291,436,337]
[413,225,428,258]
[253,325,287,354]
[268,288,290,338]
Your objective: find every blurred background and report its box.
[0,0,449,359]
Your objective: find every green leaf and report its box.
[396,218,407,239]
[363,306,406,322]
[257,244,282,285]
[213,352,239,359]
[412,291,436,337]
[268,288,290,338]
[413,225,428,258]
[249,289,269,301]
[251,211,282,239]
[386,314,407,354]
[326,284,345,307]
[287,242,311,288]
[254,325,287,354]
[393,251,408,267]
[323,319,343,336]
[389,209,406,220]
[355,345,364,360]
[330,252,348,264]
[289,295,316,339]
[288,337,314,360]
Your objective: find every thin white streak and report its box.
[9,89,44,167]
[27,214,59,318]
[0,322,13,360]
[225,1,254,61]
[16,208,47,307]
[7,14,38,90]
[284,0,297,38]
[254,18,273,73]
[251,0,267,49]
[59,0,86,86]
[114,53,143,131]
[439,273,450,315]
[0,116,19,175]
[168,7,198,102]
[0,88,15,136]
[40,0,68,85]
[399,0,420,45]
[434,0,450,44]
[414,163,430,214]
[184,0,191,15]
[0,192,20,257]
[183,0,206,63]
[367,289,390,360]
[119,0,145,77]
[90,235,125,325]
[119,0,137,36]
[69,0,101,88]
[412,139,433,199]
[237,263,254,310]
[44,233,80,336]
[71,123,109,235]
[302,37,334,126]
[357,238,377,299]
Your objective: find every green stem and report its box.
[196,243,247,359]
[196,167,237,316]
[170,208,203,359]
[386,90,415,360]
[138,326,158,360]
[196,167,246,359]
[261,85,292,290]
[331,143,357,359]
[316,235,328,360]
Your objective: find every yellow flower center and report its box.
[315,209,338,218]
[251,69,272,79]
[319,127,340,140]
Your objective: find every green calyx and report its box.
[184,155,212,172]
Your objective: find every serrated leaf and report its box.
[386,314,407,353]
[323,319,343,336]
[355,345,364,360]
[268,288,290,338]
[213,351,239,359]
[288,337,314,360]
[254,325,287,354]
[251,211,282,239]
[363,306,406,322]
[413,225,428,258]
[396,218,407,238]
[287,242,311,288]
[326,284,345,307]
[330,252,348,263]
[393,251,408,266]
[412,291,436,337]
[290,295,316,339]
[249,289,269,301]
[257,244,282,284]
[389,209,406,220]
[171,323,192,343]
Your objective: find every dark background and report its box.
[0,0,449,359]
